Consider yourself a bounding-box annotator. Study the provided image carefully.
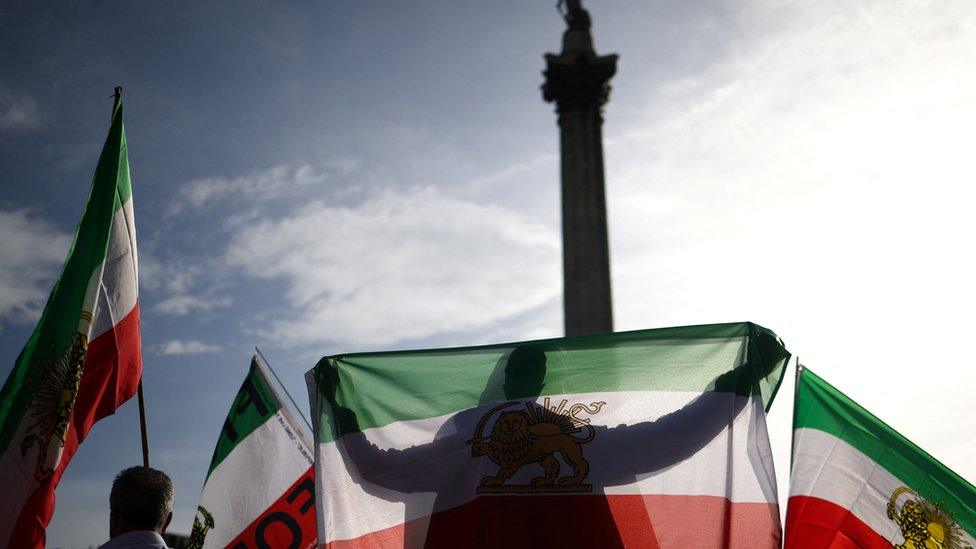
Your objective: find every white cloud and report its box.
[152,295,233,316]
[157,339,223,355]
[139,253,198,295]
[224,186,561,347]
[0,87,40,131]
[0,209,71,322]
[167,164,334,216]
[601,0,976,495]
[140,253,232,316]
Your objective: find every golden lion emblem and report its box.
[468,398,605,494]
[887,487,972,549]
[20,332,88,482]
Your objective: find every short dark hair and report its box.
[110,467,174,532]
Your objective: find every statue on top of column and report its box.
[559,0,592,32]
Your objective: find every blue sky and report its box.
[2,1,975,547]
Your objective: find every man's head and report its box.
[109,466,173,538]
[502,345,547,399]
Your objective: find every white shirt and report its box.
[97,530,171,549]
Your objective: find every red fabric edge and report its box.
[785,495,892,548]
[323,494,780,549]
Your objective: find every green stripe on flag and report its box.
[312,322,789,443]
[207,358,283,477]
[114,117,132,208]
[0,95,128,456]
[795,368,976,534]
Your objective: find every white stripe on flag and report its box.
[316,390,778,543]
[790,427,976,546]
[91,198,137,340]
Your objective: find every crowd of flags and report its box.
[0,95,974,548]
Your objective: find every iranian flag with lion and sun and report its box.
[0,89,142,549]
[786,367,976,548]
[307,322,790,548]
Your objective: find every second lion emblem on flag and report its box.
[887,486,972,549]
[468,397,605,494]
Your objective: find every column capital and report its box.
[542,52,618,114]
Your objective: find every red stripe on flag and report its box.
[325,494,779,549]
[228,466,317,549]
[785,495,891,548]
[7,304,142,548]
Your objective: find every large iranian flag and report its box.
[307,322,790,548]
[0,89,142,548]
[190,355,316,549]
[786,368,976,548]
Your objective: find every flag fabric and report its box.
[190,355,316,549]
[786,368,976,548]
[0,91,142,549]
[306,322,790,548]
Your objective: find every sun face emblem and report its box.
[887,487,972,549]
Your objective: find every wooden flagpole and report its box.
[137,380,149,467]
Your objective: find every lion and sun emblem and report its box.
[888,487,972,549]
[468,397,605,494]
[20,332,89,483]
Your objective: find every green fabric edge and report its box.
[311,321,789,444]
[334,322,751,360]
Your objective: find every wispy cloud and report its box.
[223,185,560,347]
[157,339,223,356]
[0,209,72,322]
[152,295,233,316]
[0,87,41,131]
[166,164,349,216]
[139,253,199,295]
[140,253,233,317]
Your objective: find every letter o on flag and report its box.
[255,511,302,549]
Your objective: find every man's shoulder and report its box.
[96,530,171,549]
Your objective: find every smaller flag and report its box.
[786,367,976,548]
[190,355,315,549]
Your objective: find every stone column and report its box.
[543,1,617,336]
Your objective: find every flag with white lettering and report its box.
[189,355,315,549]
